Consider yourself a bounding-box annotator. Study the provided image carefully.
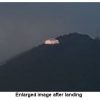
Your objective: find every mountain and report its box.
[0,32,100,91]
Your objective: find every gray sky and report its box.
[0,3,100,63]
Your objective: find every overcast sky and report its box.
[0,3,100,63]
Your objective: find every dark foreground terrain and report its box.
[0,33,100,91]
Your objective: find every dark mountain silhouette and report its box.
[0,32,100,91]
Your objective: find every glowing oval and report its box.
[44,38,59,45]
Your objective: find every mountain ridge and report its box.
[0,32,100,91]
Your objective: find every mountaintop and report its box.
[0,32,100,91]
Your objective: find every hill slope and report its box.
[0,33,100,91]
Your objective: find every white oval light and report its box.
[44,38,59,45]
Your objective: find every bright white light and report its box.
[44,38,60,45]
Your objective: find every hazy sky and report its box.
[0,3,100,63]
